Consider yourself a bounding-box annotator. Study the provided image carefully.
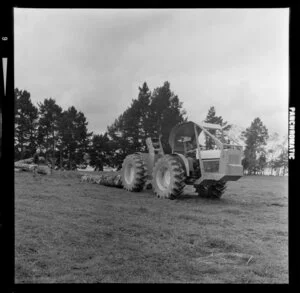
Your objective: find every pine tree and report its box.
[107,82,151,168]
[204,106,231,149]
[58,106,92,169]
[89,133,111,171]
[257,152,267,175]
[14,88,39,160]
[37,98,63,167]
[107,113,133,168]
[107,82,153,158]
[107,81,186,168]
[242,117,269,175]
[73,110,93,164]
[148,81,186,153]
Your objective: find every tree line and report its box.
[15,88,92,169]
[14,82,288,175]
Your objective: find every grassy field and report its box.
[15,171,288,283]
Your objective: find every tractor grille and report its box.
[228,154,240,164]
[203,160,219,172]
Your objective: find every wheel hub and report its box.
[124,163,135,184]
[156,167,171,191]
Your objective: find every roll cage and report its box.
[168,121,242,154]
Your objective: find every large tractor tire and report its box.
[194,180,226,199]
[121,153,147,192]
[152,155,186,199]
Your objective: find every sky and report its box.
[14,8,289,139]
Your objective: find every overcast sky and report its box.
[14,8,289,138]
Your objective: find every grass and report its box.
[15,171,288,283]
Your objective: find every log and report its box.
[81,173,123,188]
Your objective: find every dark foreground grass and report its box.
[15,171,288,283]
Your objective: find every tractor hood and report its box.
[168,121,203,153]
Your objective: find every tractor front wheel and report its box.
[152,155,186,199]
[121,153,147,192]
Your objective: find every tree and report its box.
[266,133,288,176]
[257,152,267,175]
[241,157,250,175]
[107,82,152,165]
[58,106,92,169]
[280,135,288,176]
[242,148,256,174]
[15,88,39,160]
[107,113,135,168]
[266,132,280,175]
[241,117,269,175]
[37,98,63,167]
[275,147,288,176]
[270,135,288,176]
[204,106,231,149]
[89,133,112,171]
[147,81,186,153]
[107,81,186,168]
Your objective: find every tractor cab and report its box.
[168,121,243,185]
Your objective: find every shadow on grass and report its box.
[174,193,234,206]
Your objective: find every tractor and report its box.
[121,121,243,199]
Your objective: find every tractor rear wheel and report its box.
[194,180,226,199]
[121,153,147,192]
[152,155,185,199]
